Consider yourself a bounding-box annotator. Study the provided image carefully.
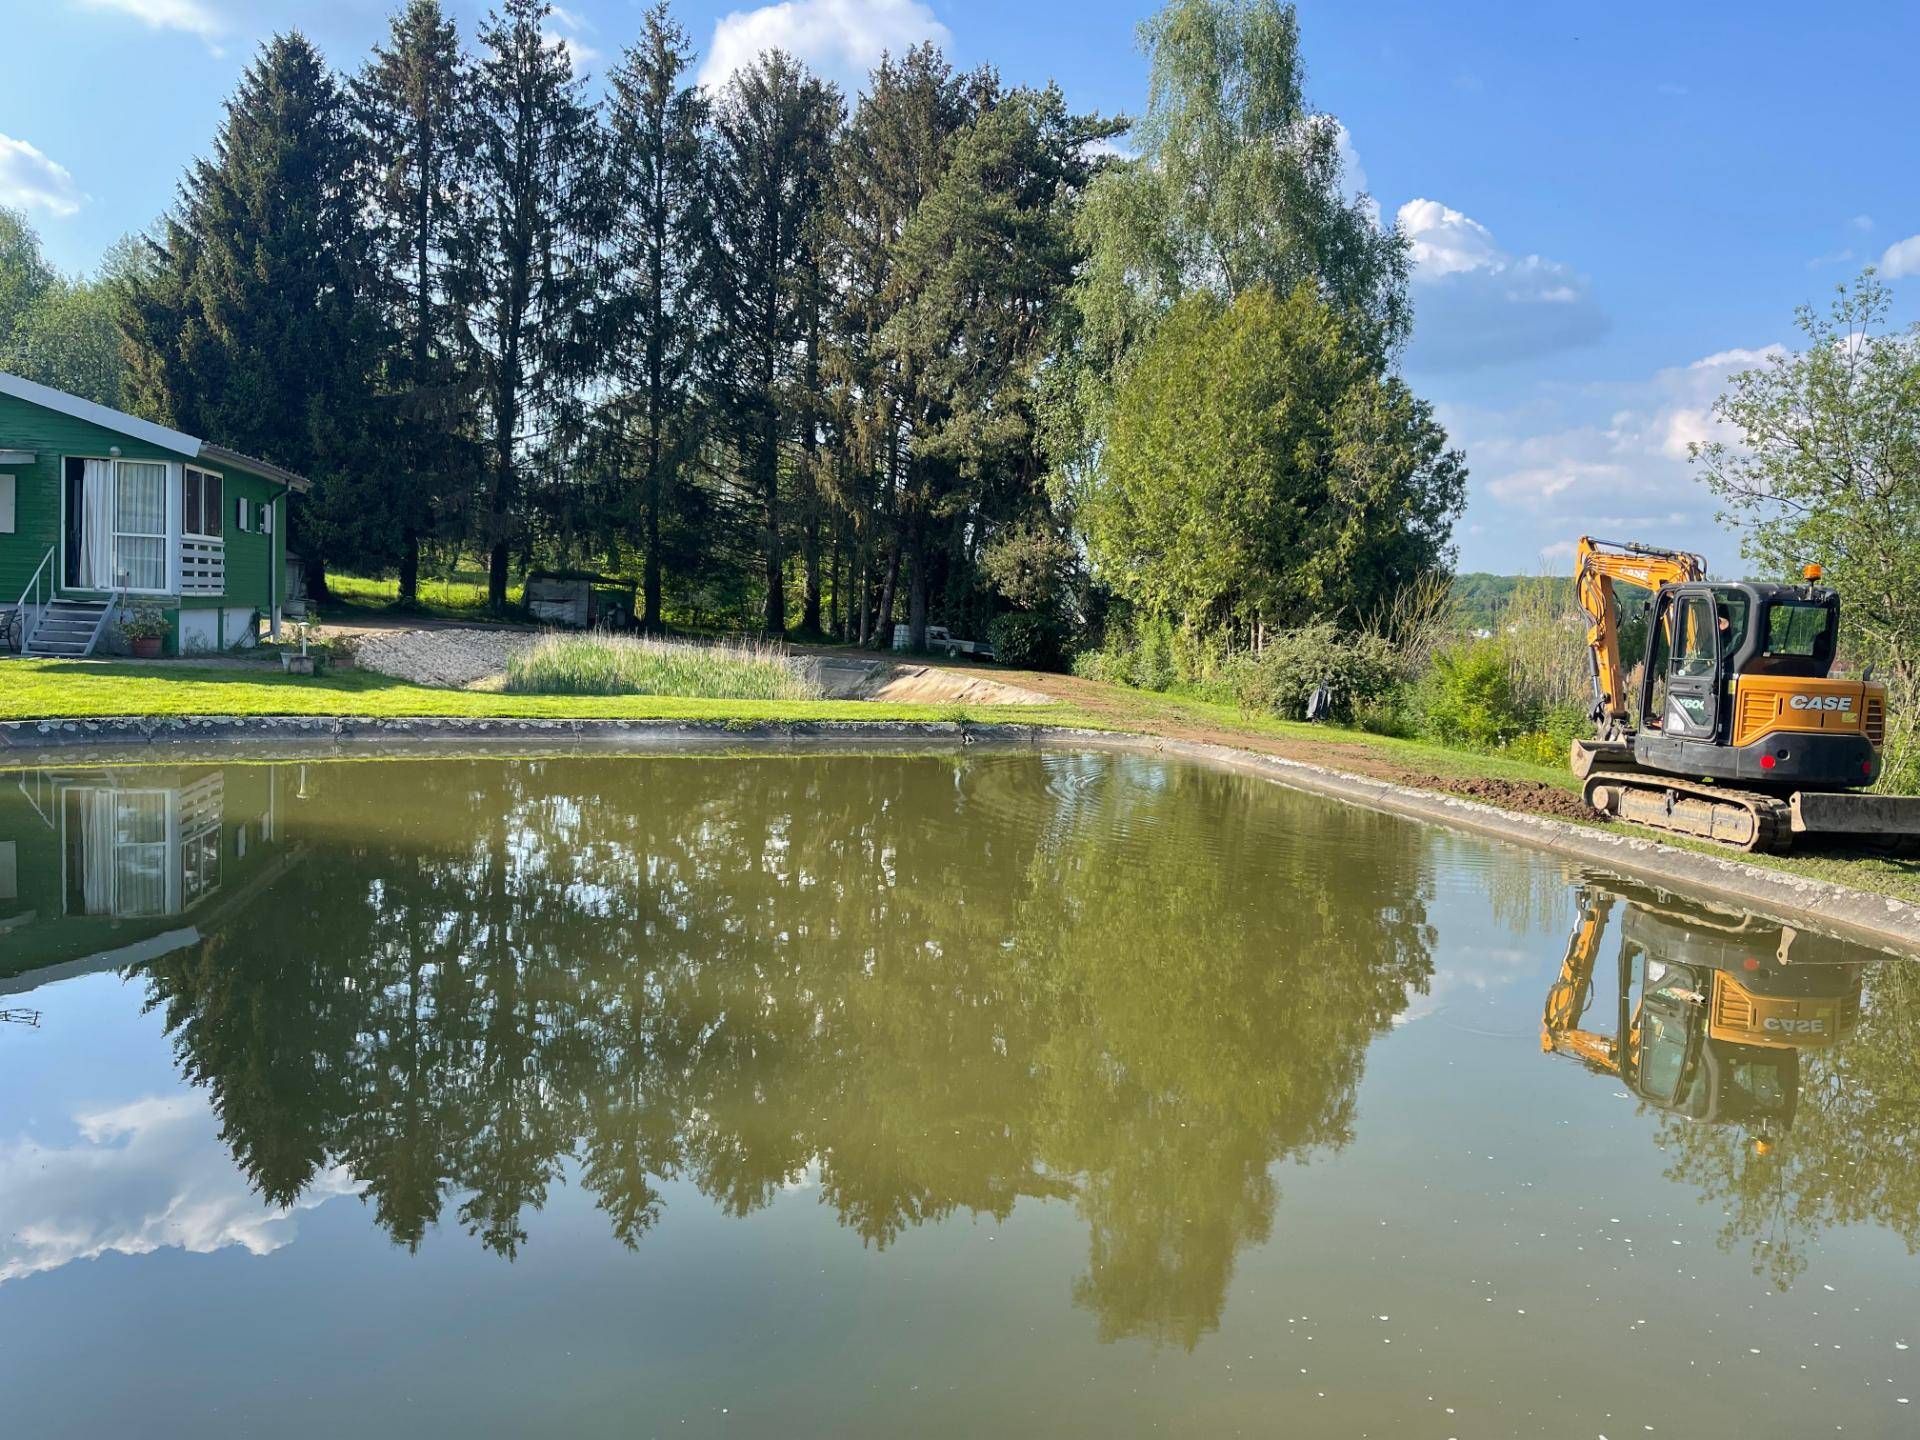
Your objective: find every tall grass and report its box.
[505,632,822,701]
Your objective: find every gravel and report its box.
[345,625,540,688]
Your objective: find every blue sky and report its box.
[5,0,1918,575]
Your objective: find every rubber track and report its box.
[1583,770,1793,853]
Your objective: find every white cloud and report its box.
[1880,233,1920,279]
[0,1094,357,1285]
[1398,198,1607,370]
[1849,213,1875,233]
[699,0,952,94]
[74,0,228,55]
[0,133,85,218]
[544,4,601,77]
[1441,343,1782,569]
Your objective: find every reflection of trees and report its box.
[1654,955,1920,1289]
[137,753,1435,1344]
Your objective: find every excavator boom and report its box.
[1574,536,1705,740]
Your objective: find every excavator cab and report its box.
[1634,580,1871,789]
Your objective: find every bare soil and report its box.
[1407,775,1607,822]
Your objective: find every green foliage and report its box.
[1222,624,1401,721]
[986,612,1062,670]
[504,633,823,700]
[1088,284,1465,629]
[0,208,126,407]
[116,600,172,642]
[1074,0,1408,362]
[1415,640,1520,749]
[1694,272,1920,788]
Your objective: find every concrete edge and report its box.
[5,714,1917,954]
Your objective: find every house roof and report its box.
[0,370,311,493]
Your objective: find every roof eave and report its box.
[197,443,311,493]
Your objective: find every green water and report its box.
[1,750,1916,1437]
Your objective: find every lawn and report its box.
[320,571,526,620]
[0,658,1063,726]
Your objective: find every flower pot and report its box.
[130,636,162,659]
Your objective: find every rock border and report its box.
[4,713,1917,952]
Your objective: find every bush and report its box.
[1416,640,1520,748]
[1224,623,1402,722]
[986,612,1061,670]
[505,633,821,700]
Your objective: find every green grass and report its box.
[506,633,820,701]
[0,658,1059,726]
[320,572,526,620]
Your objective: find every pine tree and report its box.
[602,4,709,631]
[464,0,604,610]
[353,0,480,605]
[707,50,841,637]
[881,86,1109,648]
[822,47,987,646]
[119,32,376,590]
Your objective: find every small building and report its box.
[0,371,309,657]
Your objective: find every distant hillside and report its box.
[1450,573,1572,632]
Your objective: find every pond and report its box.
[1,750,1916,1436]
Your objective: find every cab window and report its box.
[1673,595,1718,678]
[1765,603,1832,658]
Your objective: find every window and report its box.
[112,460,168,591]
[0,473,13,534]
[1673,595,1718,678]
[184,467,222,538]
[1766,602,1832,657]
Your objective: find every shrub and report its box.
[986,612,1061,670]
[505,633,821,700]
[1417,640,1520,748]
[1225,623,1402,722]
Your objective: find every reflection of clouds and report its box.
[1394,946,1539,1027]
[0,1095,358,1284]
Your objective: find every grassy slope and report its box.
[7,656,1916,904]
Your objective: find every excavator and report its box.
[1569,536,1920,851]
[1542,880,1865,1138]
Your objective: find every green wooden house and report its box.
[0,370,309,657]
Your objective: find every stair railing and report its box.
[14,545,55,654]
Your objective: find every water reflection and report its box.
[1539,879,1919,1288]
[2,754,1438,1347]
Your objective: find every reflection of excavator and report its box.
[1569,536,1920,851]
[1543,882,1865,1137]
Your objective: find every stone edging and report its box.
[4,714,1917,953]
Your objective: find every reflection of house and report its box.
[1,766,285,984]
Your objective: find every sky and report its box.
[5,0,1919,577]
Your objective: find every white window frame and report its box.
[59,455,182,597]
[184,465,224,539]
[111,459,171,595]
[0,473,14,534]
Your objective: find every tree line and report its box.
[8,0,1466,654]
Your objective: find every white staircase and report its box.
[23,597,116,658]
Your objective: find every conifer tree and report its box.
[602,4,709,631]
[119,32,376,591]
[464,0,603,610]
[353,0,479,604]
[707,50,841,636]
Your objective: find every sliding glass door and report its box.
[63,456,172,592]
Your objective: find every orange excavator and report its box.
[1569,536,1920,851]
[1542,881,1865,1135]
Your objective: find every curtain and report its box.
[80,459,114,589]
[75,789,115,915]
[113,461,168,591]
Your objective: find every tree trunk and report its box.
[399,528,420,606]
[907,513,930,651]
[872,539,902,651]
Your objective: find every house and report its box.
[0,370,308,657]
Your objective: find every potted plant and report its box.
[119,600,170,659]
